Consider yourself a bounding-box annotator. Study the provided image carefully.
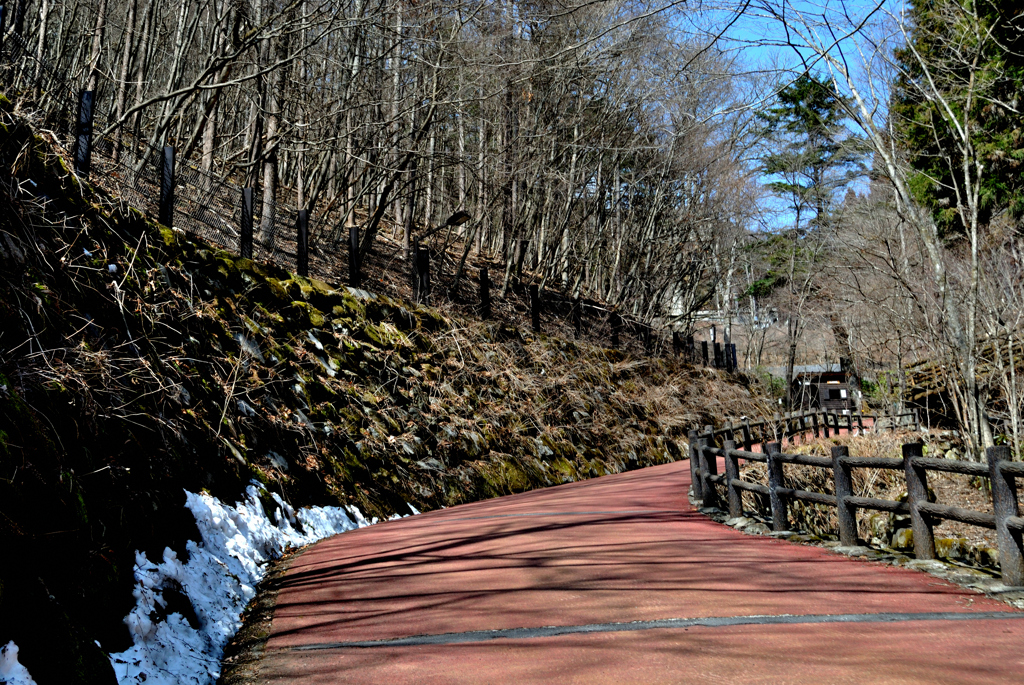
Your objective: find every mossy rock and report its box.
[934,537,970,560]
[266,278,294,304]
[364,322,410,349]
[288,301,326,328]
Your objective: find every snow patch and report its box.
[109,484,385,685]
[0,642,38,685]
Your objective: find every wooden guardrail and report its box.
[687,420,1024,585]
[699,409,920,453]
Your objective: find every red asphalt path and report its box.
[259,461,1024,683]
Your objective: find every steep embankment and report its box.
[0,100,762,683]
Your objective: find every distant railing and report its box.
[687,415,1024,585]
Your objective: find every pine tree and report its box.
[759,72,865,235]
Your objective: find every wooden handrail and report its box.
[690,436,1024,585]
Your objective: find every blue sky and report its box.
[674,1,898,231]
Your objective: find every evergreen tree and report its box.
[752,73,865,408]
[758,72,865,235]
[892,0,1024,238]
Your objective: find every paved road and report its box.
[259,461,1024,683]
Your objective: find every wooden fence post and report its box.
[159,146,175,228]
[724,439,742,518]
[73,90,94,175]
[295,209,309,277]
[903,442,936,560]
[742,419,752,452]
[700,425,720,509]
[530,284,541,332]
[822,411,831,438]
[688,430,704,502]
[773,412,783,444]
[240,187,253,259]
[831,445,857,546]
[348,225,360,287]
[765,442,788,532]
[479,267,490,319]
[988,445,1024,585]
[573,297,582,339]
[857,412,865,434]
[812,412,820,439]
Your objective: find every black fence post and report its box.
[713,342,723,368]
[240,187,253,259]
[765,442,788,532]
[729,343,738,370]
[903,442,935,560]
[672,331,681,356]
[832,445,857,546]
[688,430,704,502]
[348,225,360,287]
[296,210,309,277]
[988,445,1024,585]
[159,146,175,228]
[572,297,582,339]
[479,267,490,319]
[611,312,622,349]
[725,343,735,372]
[700,425,720,509]
[413,240,430,304]
[723,439,742,519]
[529,284,541,332]
[73,90,94,175]
[700,340,709,366]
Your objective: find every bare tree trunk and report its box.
[111,0,138,162]
[32,0,50,93]
[85,0,108,93]
[260,37,283,242]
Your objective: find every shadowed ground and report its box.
[256,461,1024,683]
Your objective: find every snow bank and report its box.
[109,485,380,685]
[0,641,38,685]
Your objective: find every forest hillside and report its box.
[0,98,763,683]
